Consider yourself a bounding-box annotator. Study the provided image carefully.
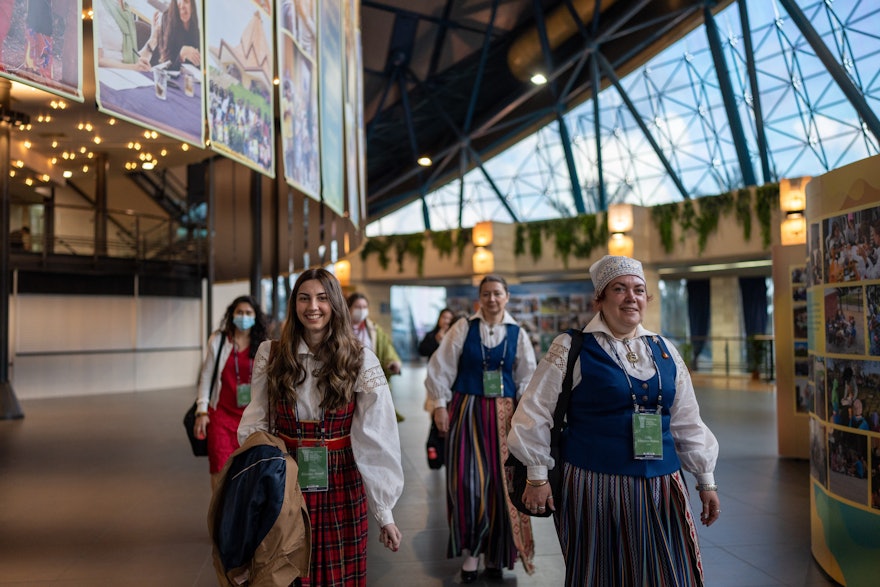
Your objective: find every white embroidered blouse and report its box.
[424,309,537,408]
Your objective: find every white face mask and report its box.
[351,308,369,324]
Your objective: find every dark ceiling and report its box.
[1,0,733,229]
[360,0,733,222]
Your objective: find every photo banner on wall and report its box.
[206,0,275,177]
[343,0,362,228]
[93,0,205,146]
[0,0,84,102]
[319,0,344,216]
[277,0,320,199]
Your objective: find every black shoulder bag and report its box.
[184,333,226,457]
[506,329,584,517]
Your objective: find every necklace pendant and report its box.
[626,350,638,365]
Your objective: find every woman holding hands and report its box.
[426,275,537,583]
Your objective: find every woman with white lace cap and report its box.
[508,255,720,586]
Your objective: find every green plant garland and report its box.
[359,183,782,274]
[755,183,780,248]
[651,203,679,253]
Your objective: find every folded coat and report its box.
[208,431,311,586]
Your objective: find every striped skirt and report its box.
[556,466,704,587]
[446,392,518,569]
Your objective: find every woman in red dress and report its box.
[193,295,269,490]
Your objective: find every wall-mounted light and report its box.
[334,259,351,286]
[607,232,634,257]
[606,203,634,257]
[472,221,493,247]
[607,203,634,233]
[780,213,806,246]
[472,247,495,275]
[779,176,810,246]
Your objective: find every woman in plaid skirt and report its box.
[426,274,538,583]
[239,268,404,586]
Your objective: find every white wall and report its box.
[8,285,208,400]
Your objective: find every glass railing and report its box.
[9,202,206,265]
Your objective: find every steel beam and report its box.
[596,52,690,200]
[704,4,756,187]
[779,0,880,143]
[591,53,606,211]
[738,0,772,185]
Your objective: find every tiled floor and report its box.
[0,364,838,586]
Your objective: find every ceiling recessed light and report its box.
[530,73,548,85]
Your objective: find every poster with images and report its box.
[94,0,205,145]
[823,286,864,354]
[810,419,827,488]
[318,0,344,216]
[824,358,879,431]
[278,0,320,198]
[809,222,822,286]
[812,355,826,421]
[828,427,868,506]
[206,0,275,175]
[445,281,596,357]
[343,0,362,227]
[871,438,880,510]
[0,0,83,101]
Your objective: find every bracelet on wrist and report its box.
[195,411,208,417]
[526,478,549,487]
[695,483,718,492]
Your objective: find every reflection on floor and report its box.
[0,364,838,586]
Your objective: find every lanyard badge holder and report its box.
[608,334,664,461]
[481,327,508,398]
[632,409,663,460]
[233,350,252,407]
[293,406,330,492]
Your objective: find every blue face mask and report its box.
[233,315,255,331]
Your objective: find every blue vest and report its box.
[561,333,681,478]
[452,320,519,398]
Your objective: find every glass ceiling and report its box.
[368,0,880,236]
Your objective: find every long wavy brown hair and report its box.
[266,268,363,411]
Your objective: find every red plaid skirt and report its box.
[277,400,369,587]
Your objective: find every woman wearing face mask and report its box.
[193,295,269,489]
[347,293,404,421]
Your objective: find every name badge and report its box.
[236,383,251,407]
[632,411,663,460]
[296,446,329,492]
[483,370,503,397]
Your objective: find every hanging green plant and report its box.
[735,188,752,241]
[391,233,426,275]
[455,227,471,264]
[552,217,579,266]
[431,229,454,258]
[755,183,779,248]
[360,237,392,270]
[694,192,734,253]
[515,224,527,257]
[528,222,545,261]
[651,203,679,253]
[678,199,697,239]
[572,213,607,259]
